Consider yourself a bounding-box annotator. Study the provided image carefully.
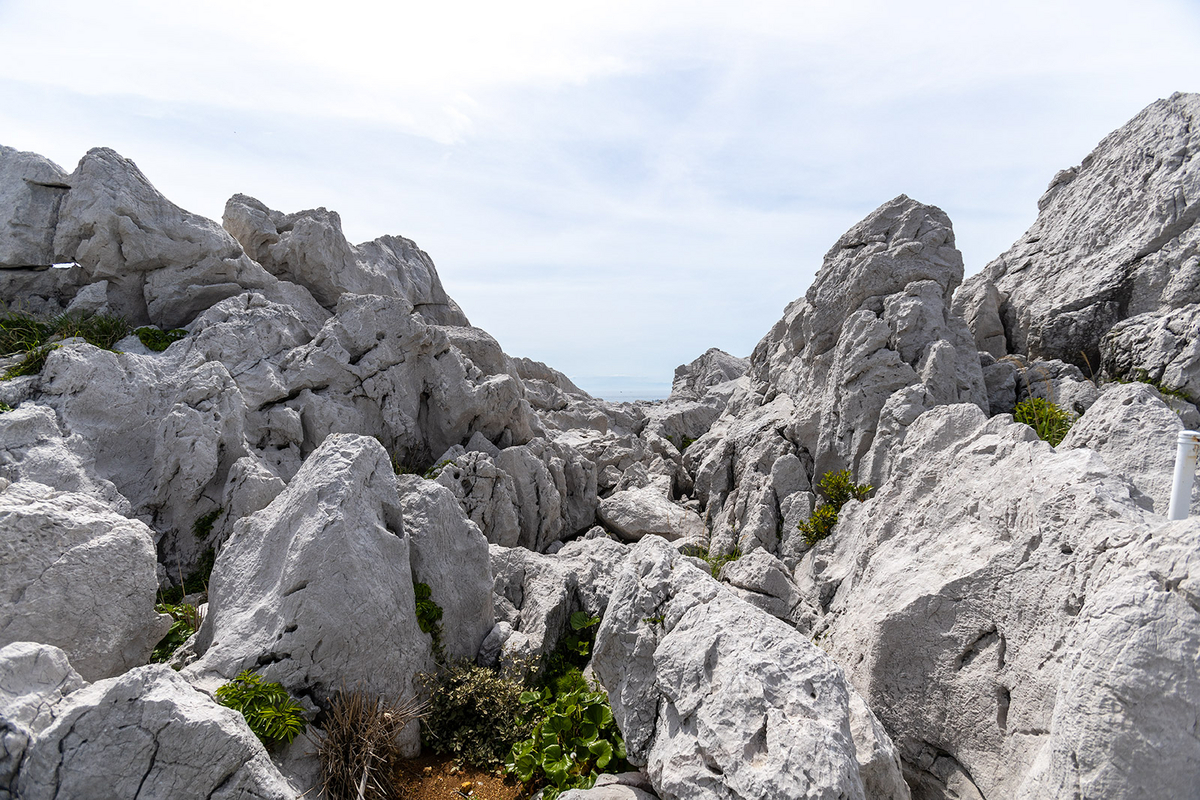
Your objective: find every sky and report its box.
[1,1,1198,399]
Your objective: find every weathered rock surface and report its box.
[0,481,165,682]
[803,402,1199,798]
[1100,302,1200,400]
[592,536,907,800]
[669,347,748,402]
[0,642,85,798]
[434,451,522,547]
[597,487,705,544]
[687,196,986,562]
[495,437,598,552]
[189,434,433,754]
[1060,381,1200,516]
[955,92,1200,371]
[396,474,494,662]
[0,146,69,269]
[224,193,469,324]
[17,664,293,800]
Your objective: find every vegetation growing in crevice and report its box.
[192,507,223,540]
[421,662,535,770]
[156,547,216,605]
[0,309,131,380]
[316,688,427,800]
[216,670,307,750]
[1014,397,1074,446]
[150,602,203,664]
[694,545,742,579]
[413,581,446,665]
[1114,369,1196,405]
[798,469,872,547]
[135,325,188,352]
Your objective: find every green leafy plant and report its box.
[0,402,11,413]
[1014,397,1074,446]
[413,581,447,666]
[507,682,628,799]
[421,662,536,769]
[797,469,872,547]
[150,603,202,663]
[135,326,188,352]
[316,687,427,800]
[192,508,223,540]
[216,670,307,749]
[539,612,600,695]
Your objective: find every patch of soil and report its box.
[393,751,526,800]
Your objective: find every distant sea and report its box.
[573,377,671,403]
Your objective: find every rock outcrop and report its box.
[0,642,85,797]
[0,146,69,269]
[955,92,1200,380]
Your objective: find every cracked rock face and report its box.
[955,92,1200,373]
[16,664,292,800]
[0,482,166,682]
[1100,302,1200,401]
[188,434,434,756]
[591,536,908,800]
[0,642,85,798]
[804,402,1200,798]
[0,146,70,269]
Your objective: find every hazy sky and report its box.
[2,1,1198,397]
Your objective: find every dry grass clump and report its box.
[316,688,428,800]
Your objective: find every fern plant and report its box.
[215,671,307,749]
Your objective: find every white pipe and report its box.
[1168,430,1200,521]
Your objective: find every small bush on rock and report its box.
[316,688,427,800]
[1014,397,1074,446]
[216,670,307,750]
[150,602,202,663]
[798,469,871,547]
[421,662,535,769]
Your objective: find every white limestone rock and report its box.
[1060,381,1199,516]
[0,146,69,268]
[597,487,705,544]
[669,347,748,402]
[51,148,282,328]
[17,664,293,800]
[805,402,1198,798]
[434,451,522,547]
[591,536,906,800]
[0,482,166,682]
[0,642,85,798]
[955,93,1200,371]
[223,193,470,324]
[0,264,89,318]
[719,549,816,631]
[396,474,495,662]
[188,434,434,754]
[1101,303,1200,401]
[496,437,598,552]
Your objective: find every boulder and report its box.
[0,146,69,269]
[591,536,907,800]
[396,474,494,662]
[496,437,598,552]
[804,402,1199,797]
[0,642,85,798]
[16,664,293,800]
[955,92,1200,371]
[188,434,434,754]
[0,482,166,682]
[1060,381,1199,516]
[1100,303,1200,401]
[223,193,470,325]
[668,347,748,402]
[597,487,705,544]
[434,451,522,547]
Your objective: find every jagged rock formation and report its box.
[955,92,1200,385]
[687,195,986,559]
[0,146,69,270]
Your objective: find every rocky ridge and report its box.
[1,93,1198,800]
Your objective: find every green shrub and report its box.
[797,469,872,547]
[192,508,223,540]
[1014,397,1073,446]
[413,581,446,664]
[421,662,536,769]
[507,682,628,799]
[135,326,188,352]
[216,671,307,749]
[149,603,202,663]
[316,688,426,800]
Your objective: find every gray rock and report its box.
[597,487,705,544]
[591,536,906,800]
[669,347,748,402]
[0,146,69,269]
[188,434,434,755]
[434,451,521,547]
[955,93,1200,371]
[804,401,1198,798]
[0,482,166,682]
[1101,303,1200,401]
[496,437,598,552]
[224,193,469,324]
[719,549,816,631]
[1060,381,1199,516]
[0,264,88,318]
[559,786,657,800]
[0,642,85,798]
[512,356,589,396]
[396,474,494,662]
[17,664,292,800]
